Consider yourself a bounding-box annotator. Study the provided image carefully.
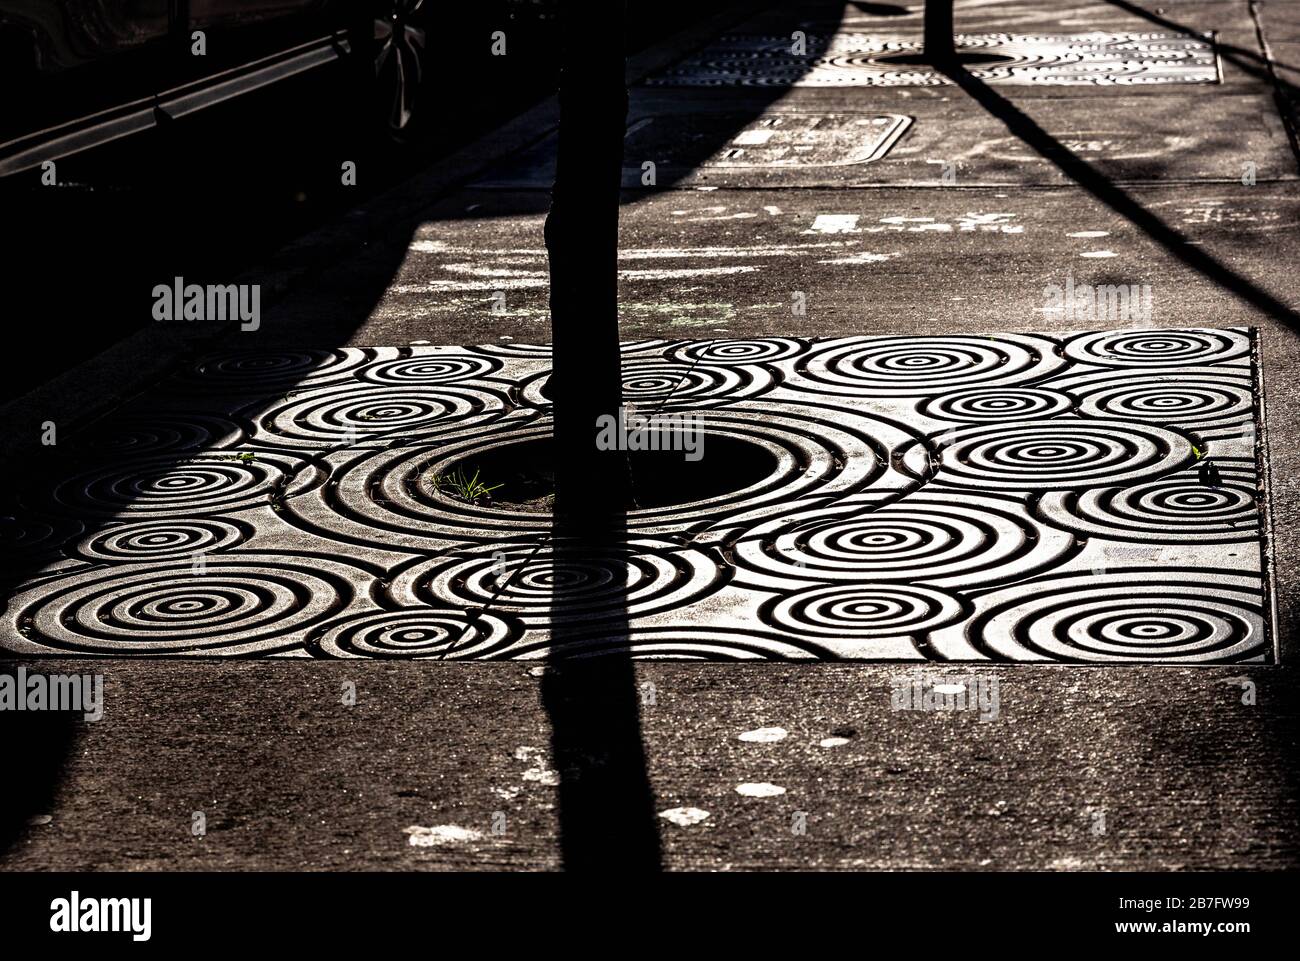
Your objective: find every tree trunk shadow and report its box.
[0,674,77,857]
[540,513,662,871]
[538,0,663,871]
[929,55,1300,330]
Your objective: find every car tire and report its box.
[350,0,433,146]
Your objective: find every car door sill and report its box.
[0,32,351,178]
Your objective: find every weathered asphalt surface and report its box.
[3,662,1296,870]
[4,0,1300,870]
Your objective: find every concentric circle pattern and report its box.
[765,583,965,638]
[2,331,1270,662]
[1064,328,1249,367]
[171,348,379,393]
[921,387,1073,422]
[75,412,245,455]
[300,405,900,549]
[51,453,307,519]
[252,382,510,448]
[734,496,1072,589]
[390,542,724,627]
[74,519,249,562]
[794,335,1061,397]
[665,338,803,365]
[519,362,774,409]
[958,575,1264,663]
[9,555,366,655]
[1069,372,1252,432]
[1037,463,1259,543]
[927,421,1193,490]
[358,354,499,384]
[621,362,774,407]
[308,609,520,659]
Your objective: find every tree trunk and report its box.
[924,0,956,63]
[545,0,630,517]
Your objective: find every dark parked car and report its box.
[0,1,522,177]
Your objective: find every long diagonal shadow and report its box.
[1098,0,1300,809]
[927,43,1297,646]
[524,0,846,873]
[0,1,837,865]
[540,509,662,871]
[533,0,662,871]
[928,54,1300,330]
[1104,0,1300,91]
[1101,0,1300,156]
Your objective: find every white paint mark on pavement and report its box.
[403,279,549,292]
[1049,856,1090,871]
[887,219,950,232]
[621,242,852,260]
[515,746,561,786]
[659,807,711,826]
[404,825,483,847]
[738,726,788,743]
[443,264,546,278]
[1080,250,1118,258]
[736,782,787,797]
[620,266,758,280]
[818,251,896,265]
[957,212,1023,233]
[807,214,860,234]
[819,737,850,748]
[409,242,857,265]
[1067,230,1110,238]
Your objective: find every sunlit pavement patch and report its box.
[645,32,1220,87]
[0,329,1273,663]
[649,114,912,167]
[474,113,914,189]
[476,95,1294,190]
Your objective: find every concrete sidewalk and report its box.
[4,0,1300,870]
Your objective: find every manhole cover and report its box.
[1,329,1272,663]
[628,113,912,168]
[472,112,911,188]
[645,32,1220,87]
